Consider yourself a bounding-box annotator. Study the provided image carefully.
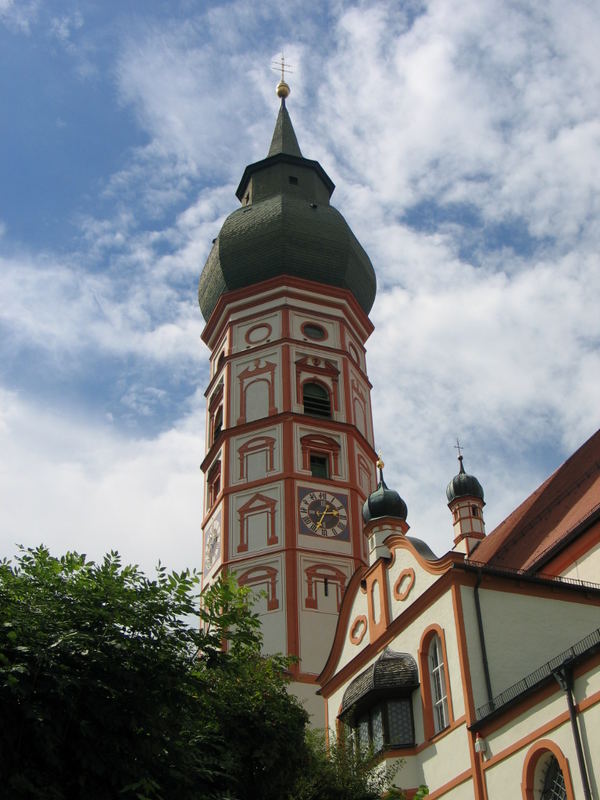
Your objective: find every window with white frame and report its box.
[429,634,449,733]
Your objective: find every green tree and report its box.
[290,729,421,800]
[0,546,307,800]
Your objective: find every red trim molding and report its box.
[238,565,279,611]
[394,567,416,601]
[521,739,575,800]
[349,615,368,645]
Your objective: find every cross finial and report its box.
[454,438,465,473]
[272,53,294,82]
[272,53,293,100]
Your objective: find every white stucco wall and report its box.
[471,586,600,700]
[561,538,600,584]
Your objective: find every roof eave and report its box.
[235,153,335,201]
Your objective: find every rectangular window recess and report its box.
[289,176,298,185]
[310,454,329,479]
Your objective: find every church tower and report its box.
[198,79,378,718]
[446,454,486,556]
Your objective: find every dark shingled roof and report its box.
[268,101,302,157]
[362,470,408,524]
[340,648,419,721]
[198,102,377,321]
[406,535,438,561]
[446,456,484,503]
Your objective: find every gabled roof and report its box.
[473,429,600,571]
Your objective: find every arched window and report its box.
[212,406,223,442]
[522,741,574,800]
[207,460,221,508]
[303,381,331,418]
[418,626,453,740]
[208,382,224,446]
[429,634,449,733]
[540,756,566,800]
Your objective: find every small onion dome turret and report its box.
[446,455,484,503]
[362,459,407,524]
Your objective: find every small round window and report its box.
[302,322,326,341]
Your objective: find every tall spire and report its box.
[267,93,302,157]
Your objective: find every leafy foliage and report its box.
[0,546,307,800]
[0,545,421,800]
[291,729,394,800]
[291,729,427,800]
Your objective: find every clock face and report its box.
[299,489,349,539]
[204,515,221,572]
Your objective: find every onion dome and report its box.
[446,455,484,503]
[340,647,418,722]
[362,459,408,524]
[198,87,376,321]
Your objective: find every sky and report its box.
[1,0,599,578]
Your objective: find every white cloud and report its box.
[366,236,600,553]
[0,184,235,368]
[0,0,39,33]
[49,10,83,44]
[0,388,205,575]
[2,0,600,568]
[310,0,600,249]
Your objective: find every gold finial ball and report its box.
[276,79,290,99]
[376,454,385,470]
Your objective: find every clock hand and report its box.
[316,505,330,529]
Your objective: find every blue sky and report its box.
[1,0,599,576]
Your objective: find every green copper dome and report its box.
[362,466,408,524]
[198,100,377,321]
[446,456,485,503]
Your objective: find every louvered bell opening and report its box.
[303,382,331,418]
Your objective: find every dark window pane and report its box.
[358,716,369,753]
[213,407,223,441]
[303,382,331,418]
[310,454,329,478]
[303,323,326,340]
[387,699,414,746]
[371,706,384,752]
